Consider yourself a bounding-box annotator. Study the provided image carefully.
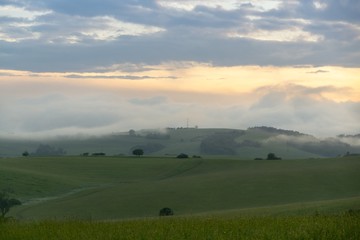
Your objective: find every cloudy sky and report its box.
[0,0,359,138]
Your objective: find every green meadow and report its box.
[0,156,358,219]
[0,155,359,239]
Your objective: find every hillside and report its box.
[1,127,360,158]
[1,155,359,220]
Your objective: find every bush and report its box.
[0,191,21,219]
[22,151,29,157]
[266,153,281,160]
[132,149,144,157]
[159,207,174,216]
[91,153,106,156]
[176,153,189,159]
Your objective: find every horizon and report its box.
[1,1,359,138]
[1,125,359,141]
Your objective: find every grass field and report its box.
[1,155,359,239]
[0,155,358,220]
[1,214,359,239]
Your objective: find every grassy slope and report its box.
[0,156,358,220]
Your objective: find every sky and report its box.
[0,0,359,138]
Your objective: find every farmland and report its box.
[1,214,359,240]
[0,155,358,220]
[0,154,359,239]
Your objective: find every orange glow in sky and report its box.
[2,64,357,102]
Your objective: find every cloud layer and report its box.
[0,66,359,138]
[0,0,359,71]
[0,1,359,138]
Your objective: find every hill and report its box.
[1,127,360,158]
[1,155,359,220]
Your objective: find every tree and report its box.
[0,191,21,219]
[159,207,174,216]
[91,152,106,156]
[132,149,144,157]
[22,151,29,157]
[129,129,136,136]
[267,153,281,160]
[176,153,189,159]
[32,144,66,156]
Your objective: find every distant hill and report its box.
[247,126,306,136]
[338,133,360,139]
[1,127,360,158]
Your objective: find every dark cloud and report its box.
[296,0,360,22]
[4,32,358,72]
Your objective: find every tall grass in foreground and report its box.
[1,214,359,240]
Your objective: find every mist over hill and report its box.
[1,126,359,158]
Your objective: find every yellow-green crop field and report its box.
[1,214,359,240]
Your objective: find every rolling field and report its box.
[0,156,359,220]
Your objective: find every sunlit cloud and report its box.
[228,27,323,42]
[79,16,165,42]
[156,0,282,11]
[0,28,40,42]
[156,0,240,11]
[0,8,165,43]
[0,5,51,20]
[313,1,328,10]
[1,63,359,103]
[43,15,166,44]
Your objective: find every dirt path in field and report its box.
[22,184,110,206]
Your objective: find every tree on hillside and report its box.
[22,151,29,157]
[176,153,189,159]
[132,149,144,157]
[0,191,21,219]
[32,144,66,156]
[159,207,174,216]
[267,153,282,160]
[131,143,165,154]
[129,129,136,136]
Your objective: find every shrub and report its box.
[159,207,174,216]
[22,151,29,157]
[91,153,106,156]
[132,149,144,157]
[0,191,21,219]
[266,153,281,160]
[176,153,189,159]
